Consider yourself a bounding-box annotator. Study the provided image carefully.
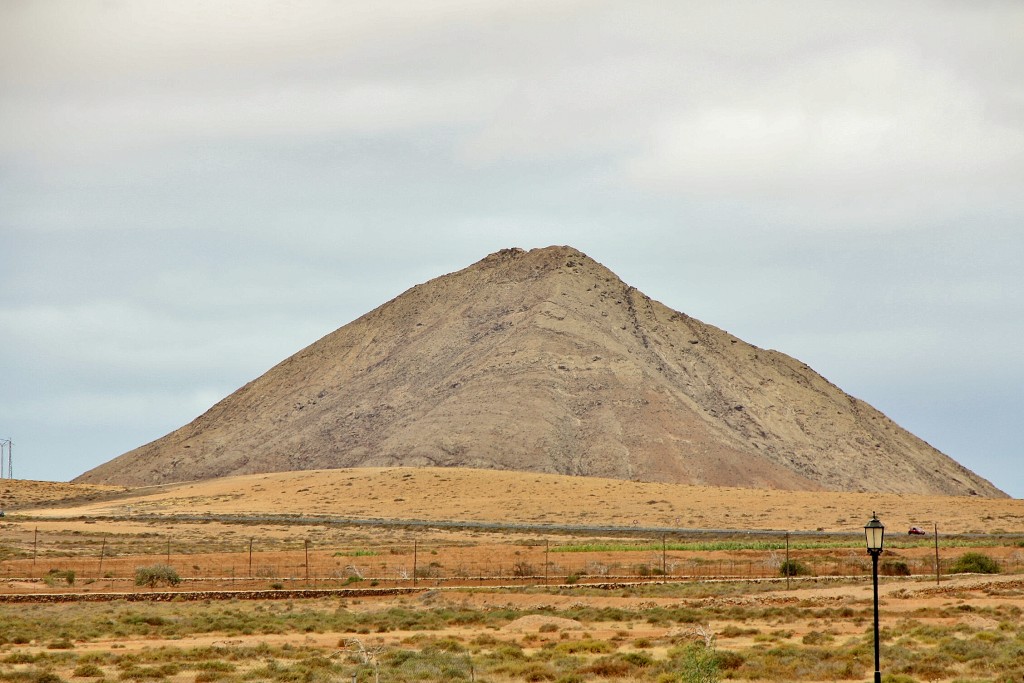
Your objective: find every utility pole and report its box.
[0,438,10,479]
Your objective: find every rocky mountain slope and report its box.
[76,246,1005,497]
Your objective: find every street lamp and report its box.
[864,513,885,683]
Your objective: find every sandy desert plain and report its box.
[0,467,1023,683]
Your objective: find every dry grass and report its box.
[13,467,1024,534]
[0,480,125,510]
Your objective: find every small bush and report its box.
[73,665,104,678]
[801,631,834,645]
[581,656,634,677]
[512,561,535,577]
[119,664,181,681]
[43,569,76,587]
[677,643,720,683]
[134,564,181,588]
[194,673,225,683]
[881,560,911,576]
[719,625,759,638]
[949,553,1001,574]
[779,560,811,577]
[555,639,613,654]
[715,650,744,672]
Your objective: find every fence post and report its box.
[785,532,791,589]
[934,523,940,586]
[662,535,667,577]
[545,539,549,586]
[249,538,254,578]
[413,539,418,588]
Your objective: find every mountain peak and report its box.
[76,248,1006,498]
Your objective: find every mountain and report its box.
[75,246,1005,497]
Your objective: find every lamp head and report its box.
[864,513,885,553]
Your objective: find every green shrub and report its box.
[779,560,811,577]
[621,651,655,668]
[555,639,613,654]
[676,643,720,683]
[714,650,744,672]
[43,569,76,587]
[498,661,556,681]
[949,553,1001,574]
[134,564,182,588]
[5,653,39,664]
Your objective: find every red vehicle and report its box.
[908,526,927,535]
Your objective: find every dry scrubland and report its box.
[18,468,1024,533]
[1,469,1023,683]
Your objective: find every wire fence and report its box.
[2,530,1021,593]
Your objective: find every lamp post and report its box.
[864,513,885,683]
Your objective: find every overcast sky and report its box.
[2,1,1022,498]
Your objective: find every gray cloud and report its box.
[2,0,1022,496]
